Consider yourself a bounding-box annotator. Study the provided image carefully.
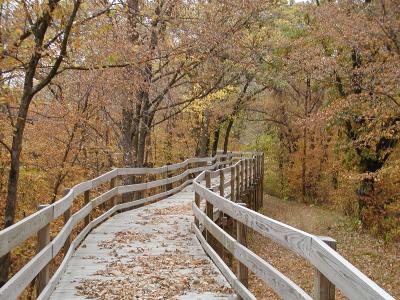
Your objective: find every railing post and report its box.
[110,176,117,207]
[236,163,240,201]
[253,157,257,209]
[314,237,337,300]
[205,170,214,246]
[244,159,248,190]
[259,154,262,209]
[36,204,50,296]
[84,190,90,226]
[236,203,248,290]
[230,166,235,202]
[228,164,236,265]
[219,169,225,197]
[260,153,264,209]
[185,161,190,183]
[63,188,71,257]
[194,191,200,227]
[240,160,244,195]
[253,154,260,210]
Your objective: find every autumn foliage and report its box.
[0,0,399,296]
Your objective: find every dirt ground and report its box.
[247,194,399,299]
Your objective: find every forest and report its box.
[0,0,399,299]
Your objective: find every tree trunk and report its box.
[0,87,34,285]
[197,109,210,157]
[223,119,234,154]
[211,126,220,156]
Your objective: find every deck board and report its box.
[50,185,237,299]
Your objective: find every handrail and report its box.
[0,153,236,299]
[192,153,395,300]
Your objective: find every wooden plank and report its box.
[63,189,72,258]
[91,168,118,188]
[193,182,395,300]
[52,218,74,257]
[205,171,213,245]
[235,164,240,202]
[0,204,53,257]
[0,243,52,299]
[314,237,336,300]
[192,204,312,300]
[309,237,394,300]
[53,189,74,218]
[231,166,236,202]
[244,159,248,189]
[109,177,117,207]
[84,190,90,226]
[38,223,93,300]
[91,187,118,208]
[116,179,192,212]
[53,203,92,257]
[91,206,118,228]
[219,170,225,197]
[72,181,92,197]
[36,205,50,296]
[48,187,234,300]
[236,203,248,289]
[194,182,314,258]
[192,225,256,300]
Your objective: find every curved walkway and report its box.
[50,186,236,299]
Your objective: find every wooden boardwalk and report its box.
[50,185,237,299]
[1,153,394,300]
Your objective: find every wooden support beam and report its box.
[36,204,50,296]
[205,171,213,245]
[230,166,235,203]
[194,192,200,227]
[261,153,264,208]
[235,164,240,202]
[314,237,337,300]
[63,189,71,257]
[244,159,248,190]
[110,176,117,207]
[219,169,225,197]
[84,190,90,226]
[236,202,248,292]
[240,160,244,194]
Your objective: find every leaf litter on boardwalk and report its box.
[75,202,233,299]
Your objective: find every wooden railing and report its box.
[0,151,395,300]
[0,154,234,300]
[192,152,395,300]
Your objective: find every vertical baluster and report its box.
[314,237,337,300]
[237,203,248,290]
[205,171,213,246]
[36,205,50,296]
[84,190,90,226]
[63,189,71,257]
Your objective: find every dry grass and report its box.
[247,195,400,299]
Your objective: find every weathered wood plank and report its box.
[0,244,52,299]
[192,225,256,300]
[314,237,336,300]
[192,204,312,300]
[91,187,118,208]
[0,205,53,257]
[36,205,51,296]
[193,182,395,300]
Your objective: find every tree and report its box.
[0,0,107,286]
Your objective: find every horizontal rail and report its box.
[192,154,395,300]
[192,224,256,300]
[192,203,312,300]
[0,153,238,299]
